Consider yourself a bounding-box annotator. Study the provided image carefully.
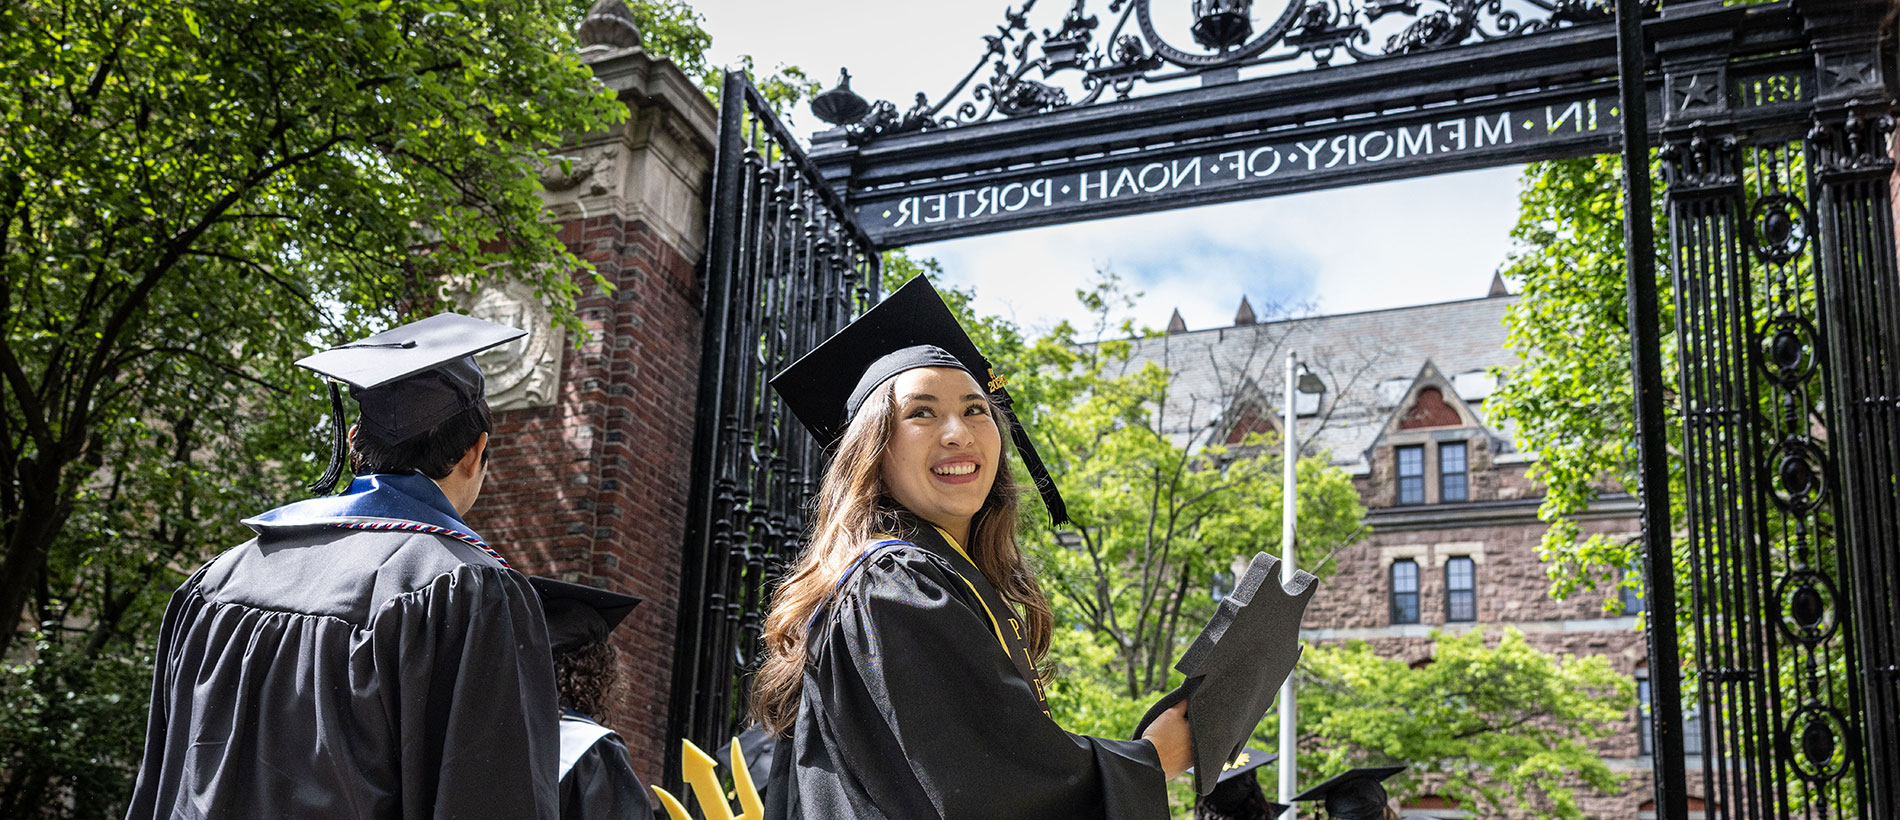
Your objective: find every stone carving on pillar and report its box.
[538,147,618,198]
[538,6,718,268]
[453,279,565,411]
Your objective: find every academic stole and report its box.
[905,526,1053,721]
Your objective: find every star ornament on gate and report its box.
[1674,73,1720,111]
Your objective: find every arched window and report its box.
[1391,559,1420,625]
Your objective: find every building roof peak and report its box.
[1166,308,1188,334]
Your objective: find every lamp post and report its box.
[1280,350,1324,818]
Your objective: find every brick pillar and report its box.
[461,42,715,789]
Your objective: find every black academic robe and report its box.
[125,474,559,820]
[558,712,655,820]
[765,528,1169,820]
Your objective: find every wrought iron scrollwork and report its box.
[814,0,1621,141]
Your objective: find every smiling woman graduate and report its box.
[753,277,1194,820]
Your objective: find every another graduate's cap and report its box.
[1291,766,1405,819]
[769,275,1069,524]
[1131,552,1319,797]
[295,313,525,495]
[527,576,642,655]
[1213,747,1278,785]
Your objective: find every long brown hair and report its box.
[751,377,1054,733]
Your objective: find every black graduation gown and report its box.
[125,474,560,820]
[765,529,1169,820]
[558,712,655,820]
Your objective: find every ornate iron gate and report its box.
[666,71,880,782]
[671,0,1899,815]
[1649,0,1897,811]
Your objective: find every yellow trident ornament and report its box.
[650,737,765,820]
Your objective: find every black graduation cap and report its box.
[1132,552,1318,796]
[295,313,526,495]
[527,576,642,655]
[1198,747,1289,819]
[1213,747,1277,785]
[769,275,1069,525]
[1291,766,1405,820]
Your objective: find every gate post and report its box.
[477,9,719,791]
[1654,2,1771,816]
[1802,0,1899,814]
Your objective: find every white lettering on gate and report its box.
[1475,113,1512,147]
[1079,170,1109,202]
[1360,130,1395,162]
[972,186,997,218]
[950,190,974,220]
[1248,146,1280,177]
[1000,182,1030,211]
[1139,162,1170,193]
[1029,178,1053,206]
[869,96,1619,232]
[1296,139,1327,171]
[1171,157,1202,188]
[1398,124,1432,157]
[1437,119,1467,151]
[1546,101,1584,134]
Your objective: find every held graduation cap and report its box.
[1291,766,1405,820]
[295,313,526,495]
[769,275,1069,525]
[1132,552,1318,797]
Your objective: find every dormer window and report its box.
[1397,445,1426,505]
[1440,442,1468,502]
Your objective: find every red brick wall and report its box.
[467,213,702,788]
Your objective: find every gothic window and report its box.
[1391,559,1420,625]
[1397,445,1425,505]
[1445,556,1476,622]
[1439,441,1468,502]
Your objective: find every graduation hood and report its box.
[244,472,484,545]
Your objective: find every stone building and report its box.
[1118,280,1696,819]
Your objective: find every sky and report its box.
[685,0,1532,339]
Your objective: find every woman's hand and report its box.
[1139,701,1193,779]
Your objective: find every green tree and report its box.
[1482,155,1679,609]
[1,0,625,812]
[1017,272,1364,701]
[1294,628,1632,820]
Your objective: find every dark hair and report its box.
[1197,774,1272,820]
[350,400,493,479]
[555,639,621,718]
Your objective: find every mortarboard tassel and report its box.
[309,381,349,495]
[992,387,1070,526]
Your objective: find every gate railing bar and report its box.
[667,69,752,792]
[1614,0,1690,817]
